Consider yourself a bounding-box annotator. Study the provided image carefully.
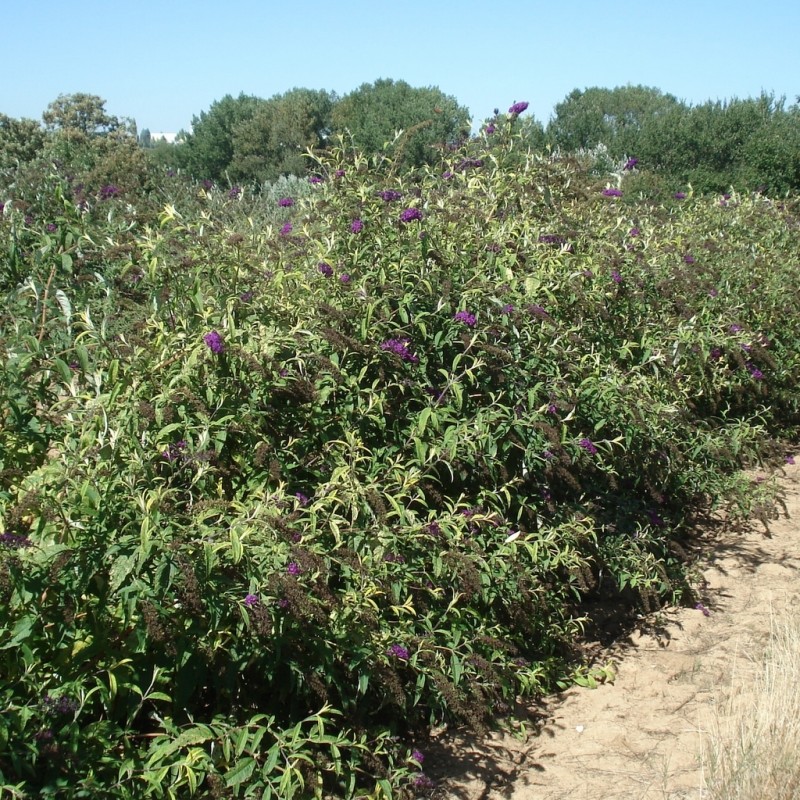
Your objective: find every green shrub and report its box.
[2,116,799,798]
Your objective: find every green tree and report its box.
[42,92,131,136]
[548,85,685,158]
[230,88,336,182]
[635,93,800,194]
[331,78,471,169]
[0,114,47,169]
[181,93,266,182]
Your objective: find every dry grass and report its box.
[703,606,800,800]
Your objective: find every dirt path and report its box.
[428,459,800,800]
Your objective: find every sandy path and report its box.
[428,459,800,800]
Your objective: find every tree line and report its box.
[2,83,799,197]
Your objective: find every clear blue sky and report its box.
[3,0,798,133]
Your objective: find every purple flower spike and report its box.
[381,338,419,363]
[400,207,423,223]
[278,197,294,207]
[295,492,309,506]
[603,188,623,197]
[350,218,363,233]
[287,561,301,576]
[309,176,323,184]
[674,191,687,200]
[280,222,293,235]
[339,273,350,283]
[388,644,410,661]
[318,262,333,277]
[244,594,259,608]
[623,157,638,170]
[203,331,224,354]
[454,310,476,327]
[579,438,598,455]
[508,101,529,115]
[486,123,496,134]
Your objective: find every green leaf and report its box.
[147,725,215,765]
[224,756,256,788]
[109,554,137,593]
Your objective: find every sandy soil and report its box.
[426,458,800,800]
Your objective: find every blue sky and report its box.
[3,0,799,133]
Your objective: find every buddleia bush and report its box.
[2,106,799,797]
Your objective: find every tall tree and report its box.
[231,88,336,181]
[547,85,685,158]
[0,114,47,169]
[331,79,471,169]
[181,93,266,182]
[42,93,131,137]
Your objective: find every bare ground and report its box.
[426,458,800,800]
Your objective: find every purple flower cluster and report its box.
[335,169,345,178]
[203,330,225,354]
[387,644,409,661]
[485,123,496,134]
[538,233,567,246]
[228,186,241,199]
[602,188,623,197]
[162,440,188,462]
[578,438,598,455]
[46,223,57,233]
[0,532,32,549]
[611,270,623,284]
[454,310,476,326]
[99,184,119,199]
[244,593,260,608]
[456,158,484,171]
[399,207,423,223]
[350,218,363,233]
[42,694,79,716]
[747,363,764,380]
[381,338,419,363]
[379,190,403,202]
[528,304,550,319]
[508,101,529,115]
[674,191,687,200]
[623,157,639,170]
[629,227,640,237]
[500,303,514,315]
[318,262,333,278]
[280,222,293,235]
[339,273,350,283]
[308,175,323,184]
[295,492,310,506]
[426,521,442,536]
[287,561,302,576]
[278,197,294,207]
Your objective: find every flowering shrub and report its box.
[1,115,799,798]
